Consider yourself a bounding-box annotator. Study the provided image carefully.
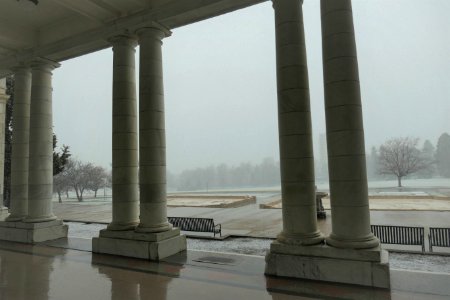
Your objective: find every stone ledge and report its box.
[265,249,390,288]
[0,219,63,229]
[99,227,180,242]
[270,241,382,262]
[0,207,8,221]
[0,222,68,243]
[92,234,187,261]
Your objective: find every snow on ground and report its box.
[67,223,450,274]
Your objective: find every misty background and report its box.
[51,1,450,188]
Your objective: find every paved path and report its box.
[54,193,450,242]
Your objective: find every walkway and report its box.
[0,239,449,300]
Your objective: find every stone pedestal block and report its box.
[0,207,8,221]
[0,219,68,243]
[92,228,186,260]
[265,241,390,288]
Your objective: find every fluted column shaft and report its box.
[273,0,323,245]
[136,27,172,233]
[321,0,379,248]
[108,35,139,231]
[0,79,8,206]
[6,68,31,221]
[24,59,59,223]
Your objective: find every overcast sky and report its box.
[52,0,450,173]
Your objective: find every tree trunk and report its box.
[397,176,402,187]
[94,189,97,198]
[74,187,81,202]
[66,190,69,198]
[58,191,62,203]
[79,188,84,202]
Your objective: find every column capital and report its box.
[272,0,304,9]
[136,24,171,41]
[30,57,60,72]
[108,34,138,48]
[11,64,31,73]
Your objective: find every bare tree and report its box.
[65,159,92,202]
[53,171,71,203]
[86,166,107,197]
[378,137,429,187]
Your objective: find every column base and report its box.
[0,219,68,243]
[5,214,25,222]
[135,221,173,233]
[107,221,139,231]
[265,241,390,288]
[23,214,57,223]
[0,207,9,221]
[326,233,380,249]
[92,228,186,260]
[277,230,325,246]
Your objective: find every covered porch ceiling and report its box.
[0,0,266,77]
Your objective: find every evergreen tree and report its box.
[3,76,14,207]
[417,140,436,178]
[53,134,71,176]
[436,133,450,178]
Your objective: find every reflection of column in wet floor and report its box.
[98,267,139,300]
[321,0,379,249]
[0,253,27,299]
[139,275,170,299]
[25,255,53,300]
[273,0,323,245]
[108,35,139,231]
[5,67,31,221]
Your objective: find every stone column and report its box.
[321,0,379,248]
[0,79,8,219]
[274,0,323,245]
[5,67,32,221]
[24,59,60,223]
[135,27,172,233]
[107,35,139,231]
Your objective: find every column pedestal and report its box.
[0,220,68,243]
[92,228,186,260]
[0,207,8,221]
[265,242,390,288]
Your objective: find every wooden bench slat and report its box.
[429,227,450,252]
[371,225,425,253]
[168,217,221,237]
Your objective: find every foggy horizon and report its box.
[51,1,450,174]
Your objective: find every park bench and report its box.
[316,192,327,219]
[371,225,425,253]
[428,227,450,252]
[168,217,222,237]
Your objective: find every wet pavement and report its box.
[1,238,450,300]
[65,222,450,274]
[55,195,450,243]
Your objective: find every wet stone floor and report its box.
[67,222,450,274]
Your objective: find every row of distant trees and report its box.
[367,133,450,186]
[168,157,280,191]
[169,133,450,191]
[54,159,111,202]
